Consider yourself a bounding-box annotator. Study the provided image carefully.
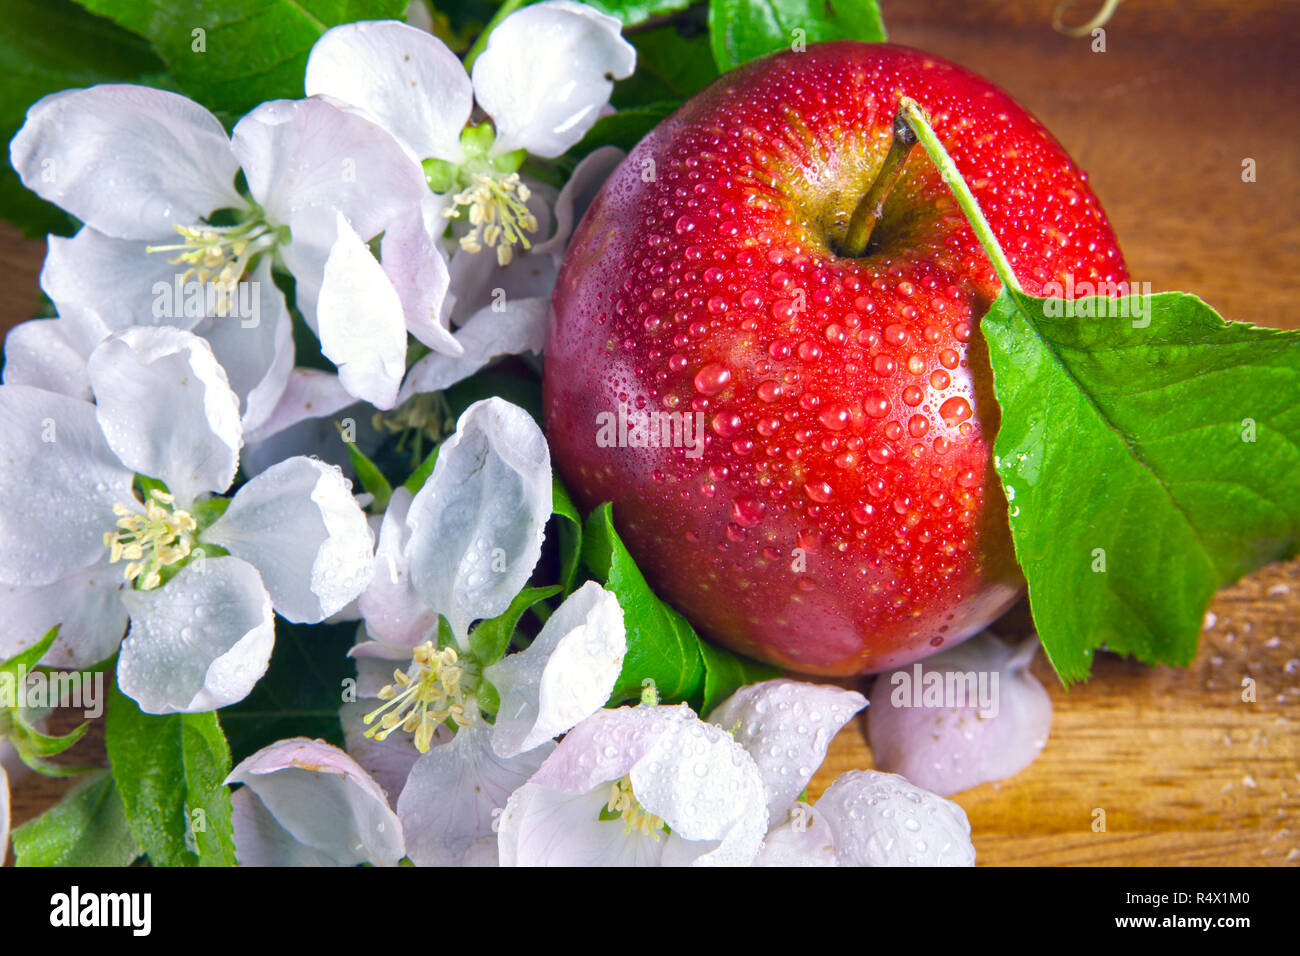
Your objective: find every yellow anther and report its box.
[604,775,667,840]
[145,219,276,315]
[443,171,540,267]
[103,488,197,590]
[363,641,477,753]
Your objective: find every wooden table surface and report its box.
[5,0,1299,865]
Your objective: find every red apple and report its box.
[544,42,1129,675]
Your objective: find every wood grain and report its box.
[6,0,1300,865]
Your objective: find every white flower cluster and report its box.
[0,3,990,867]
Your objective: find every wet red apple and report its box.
[544,42,1128,674]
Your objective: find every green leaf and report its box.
[582,503,705,702]
[582,0,692,27]
[72,0,409,116]
[469,585,563,668]
[105,682,237,866]
[707,0,886,71]
[0,0,165,236]
[569,101,678,160]
[403,444,440,494]
[12,770,142,866]
[612,24,717,108]
[341,429,393,512]
[0,625,59,680]
[551,477,584,593]
[696,640,782,716]
[220,619,355,762]
[982,287,1300,684]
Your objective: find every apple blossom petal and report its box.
[380,200,460,355]
[189,259,294,433]
[397,721,553,866]
[708,678,866,822]
[242,368,357,447]
[498,782,669,867]
[444,224,557,327]
[356,488,439,650]
[485,581,626,758]
[398,297,549,402]
[87,327,242,504]
[339,700,430,809]
[203,456,374,624]
[2,318,92,399]
[315,213,407,410]
[227,737,404,866]
[753,803,838,867]
[405,398,551,641]
[231,96,427,242]
[305,20,472,164]
[0,560,127,669]
[530,703,692,793]
[815,770,976,867]
[117,556,274,714]
[41,228,202,337]
[628,712,768,866]
[867,633,1052,796]
[9,85,241,240]
[471,0,636,158]
[229,787,341,866]
[0,385,134,587]
[533,145,624,256]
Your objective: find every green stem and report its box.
[896,96,1022,294]
[839,111,917,258]
[464,0,527,71]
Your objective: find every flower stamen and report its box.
[103,489,197,590]
[604,775,667,840]
[443,172,538,267]
[146,220,277,314]
[363,642,477,752]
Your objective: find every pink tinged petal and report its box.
[189,259,294,433]
[398,297,549,402]
[357,487,438,650]
[242,367,357,447]
[227,737,404,866]
[87,327,242,504]
[316,213,407,410]
[471,0,636,158]
[815,770,976,867]
[445,202,556,325]
[0,385,134,587]
[2,318,92,400]
[533,145,624,256]
[41,228,204,337]
[304,20,472,164]
[117,556,274,714]
[867,633,1052,797]
[231,96,427,242]
[404,398,551,642]
[754,802,839,867]
[339,700,431,809]
[485,581,626,758]
[0,560,127,670]
[531,704,693,793]
[381,201,460,355]
[204,456,374,623]
[9,85,241,240]
[498,782,669,867]
[0,760,8,866]
[628,713,768,866]
[397,722,553,866]
[708,679,866,822]
[229,787,340,866]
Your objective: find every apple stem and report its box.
[894,97,1023,293]
[839,112,918,258]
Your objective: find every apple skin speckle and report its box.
[545,42,1129,675]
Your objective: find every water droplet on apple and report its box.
[939,396,972,425]
[693,363,731,395]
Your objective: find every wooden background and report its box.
[5,0,1299,865]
